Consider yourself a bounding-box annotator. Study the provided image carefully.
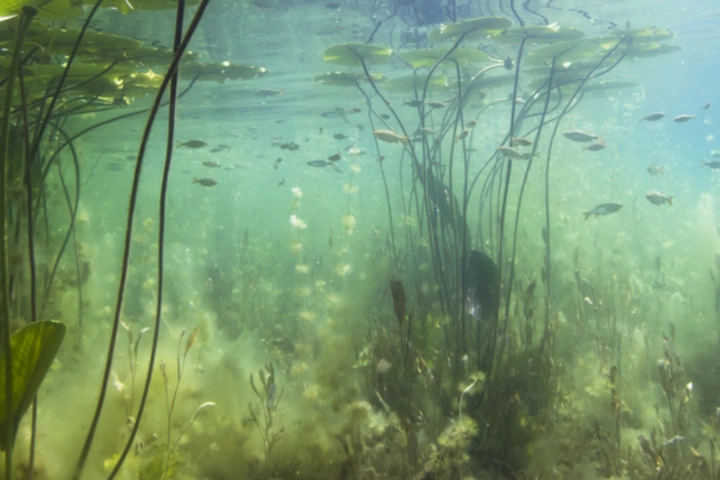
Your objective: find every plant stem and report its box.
[1,7,37,478]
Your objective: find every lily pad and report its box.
[493,23,585,44]
[323,43,393,67]
[28,28,143,56]
[428,17,513,42]
[0,0,82,20]
[0,321,66,451]
[525,40,600,66]
[608,27,675,44]
[81,0,202,15]
[314,71,385,86]
[399,48,499,69]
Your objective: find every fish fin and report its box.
[668,196,673,206]
[192,177,198,184]
[401,136,409,145]
[279,90,284,96]
[177,141,184,148]
[583,212,590,220]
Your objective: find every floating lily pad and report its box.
[81,0,202,14]
[179,61,268,83]
[428,17,513,42]
[323,43,393,67]
[525,40,600,66]
[28,28,143,56]
[609,27,675,43]
[584,80,638,92]
[399,48,499,69]
[0,0,82,20]
[0,321,66,451]
[314,71,385,86]
[493,23,585,44]
[624,42,681,58]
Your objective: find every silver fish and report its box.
[645,191,673,206]
[639,112,665,122]
[583,203,622,220]
[647,164,664,175]
[562,130,599,142]
[673,114,695,123]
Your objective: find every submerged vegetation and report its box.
[0,0,718,479]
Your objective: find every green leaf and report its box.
[428,17,513,43]
[493,23,585,44]
[0,0,82,20]
[322,43,393,67]
[0,321,66,451]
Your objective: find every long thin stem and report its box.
[1,7,37,478]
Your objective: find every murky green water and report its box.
[1,0,720,479]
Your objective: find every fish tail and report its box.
[177,141,184,148]
[401,136,409,145]
[668,196,673,206]
[583,212,590,220]
[192,177,198,184]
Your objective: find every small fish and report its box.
[583,141,606,152]
[348,107,362,113]
[209,144,230,153]
[403,99,424,107]
[273,158,282,170]
[466,119,478,129]
[583,203,622,220]
[202,160,221,168]
[380,114,390,120]
[277,178,285,187]
[646,191,672,206]
[328,152,342,162]
[333,133,348,140]
[497,146,526,159]
[279,142,299,151]
[255,89,283,97]
[703,102,711,110]
[326,2,340,8]
[702,161,720,169]
[647,164,664,175]
[308,160,342,173]
[192,177,218,187]
[373,129,408,145]
[455,129,470,142]
[177,140,208,149]
[321,110,341,119]
[639,112,665,122]
[426,101,447,109]
[510,137,532,147]
[673,114,695,123]
[417,127,438,135]
[308,160,332,168]
[562,130,599,142]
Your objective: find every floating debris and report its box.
[255,88,283,97]
[639,112,665,122]
[645,191,673,206]
[373,129,408,145]
[583,203,622,220]
[192,177,218,187]
[673,114,695,123]
[562,130,599,142]
[647,164,664,175]
[178,140,208,149]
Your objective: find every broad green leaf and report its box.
[313,71,384,86]
[0,321,66,451]
[323,43,393,67]
[399,48,499,69]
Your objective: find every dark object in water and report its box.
[389,279,407,327]
[463,250,499,321]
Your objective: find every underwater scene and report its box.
[1,0,720,478]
